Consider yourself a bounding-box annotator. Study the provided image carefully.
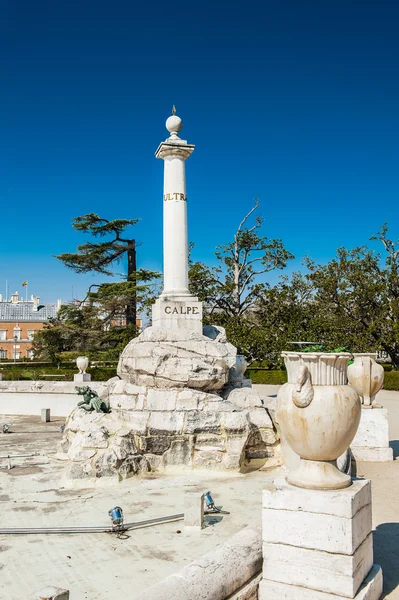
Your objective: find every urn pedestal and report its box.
[74,356,91,383]
[276,352,361,490]
[260,478,382,600]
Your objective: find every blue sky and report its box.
[1,0,398,303]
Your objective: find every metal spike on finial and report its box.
[172,105,176,115]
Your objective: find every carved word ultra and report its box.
[164,193,187,201]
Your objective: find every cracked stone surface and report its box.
[61,326,281,480]
[117,326,238,390]
[62,386,280,481]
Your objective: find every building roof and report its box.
[0,302,58,322]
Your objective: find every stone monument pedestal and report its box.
[152,296,203,334]
[351,407,393,462]
[74,373,91,383]
[60,110,283,480]
[259,478,382,600]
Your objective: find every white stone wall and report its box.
[0,381,107,417]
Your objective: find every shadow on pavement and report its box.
[389,440,399,459]
[373,522,399,598]
[204,514,223,528]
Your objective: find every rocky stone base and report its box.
[60,325,281,481]
[117,325,238,391]
[61,381,279,481]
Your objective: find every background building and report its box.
[0,292,60,360]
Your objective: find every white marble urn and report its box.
[347,353,384,406]
[76,356,89,374]
[276,352,361,490]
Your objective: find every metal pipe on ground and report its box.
[1,431,61,434]
[0,507,227,535]
[0,453,41,470]
[0,453,40,458]
[0,513,185,535]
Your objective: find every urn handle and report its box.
[292,365,314,408]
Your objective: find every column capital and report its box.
[155,140,195,160]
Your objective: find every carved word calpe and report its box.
[164,305,199,315]
[164,193,187,201]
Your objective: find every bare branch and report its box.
[236,199,260,235]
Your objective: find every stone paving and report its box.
[0,386,398,599]
[0,411,278,599]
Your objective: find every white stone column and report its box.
[159,144,192,297]
[152,108,203,333]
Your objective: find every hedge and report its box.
[245,369,287,385]
[0,366,117,382]
[2,363,399,389]
[381,371,399,391]
[246,368,399,390]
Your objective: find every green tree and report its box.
[229,270,321,365]
[33,304,104,362]
[302,224,399,367]
[189,201,294,356]
[33,303,139,362]
[34,213,161,362]
[56,213,160,327]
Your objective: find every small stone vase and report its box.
[276,352,361,490]
[76,356,89,374]
[347,353,384,406]
[235,355,248,377]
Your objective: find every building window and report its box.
[13,327,21,341]
[27,330,35,341]
[27,349,35,360]
[0,349,6,359]
[0,331,6,341]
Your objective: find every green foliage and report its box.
[236,223,399,369]
[299,345,350,353]
[189,201,293,357]
[382,363,393,372]
[36,212,161,361]
[189,215,399,370]
[382,371,399,390]
[32,303,138,362]
[189,201,294,319]
[87,270,161,326]
[245,368,399,389]
[55,214,139,276]
[245,369,288,384]
[302,224,399,368]
[55,213,161,327]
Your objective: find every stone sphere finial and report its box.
[166,106,183,136]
